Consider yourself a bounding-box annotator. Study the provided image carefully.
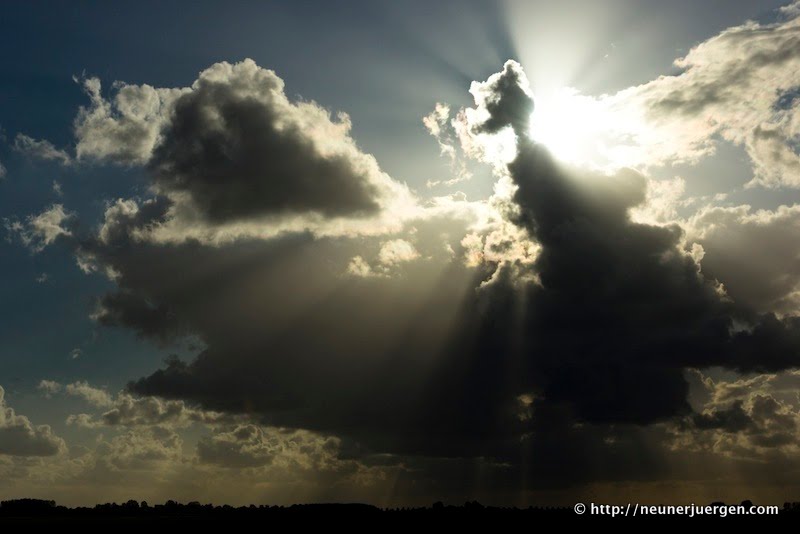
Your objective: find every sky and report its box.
[2,0,800,507]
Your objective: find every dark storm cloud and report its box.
[452,60,800,428]
[148,59,383,223]
[93,291,184,345]
[691,400,752,432]
[470,60,534,137]
[80,60,800,492]
[77,199,484,458]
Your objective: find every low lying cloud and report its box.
[38,380,232,429]
[672,370,800,460]
[197,425,339,469]
[0,386,64,457]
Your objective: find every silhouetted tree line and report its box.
[0,498,798,521]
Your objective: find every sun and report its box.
[529,87,627,170]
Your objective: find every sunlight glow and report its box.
[529,87,645,171]
[530,88,608,167]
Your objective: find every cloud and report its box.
[4,204,72,252]
[73,76,185,165]
[687,204,800,315]
[423,103,472,187]
[70,60,419,245]
[13,134,71,165]
[672,370,800,459]
[458,175,539,280]
[344,239,421,278]
[91,290,185,345]
[377,239,420,266]
[197,425,341,469]
[0,408,392,507]
[64,382,114,408]
[453,60,800,428]
[151,59,390,223]
[451,61,531,168]
[628,176,688,225]
[469,8,800,182]
[610,9,800,182]
[36,379,230,429]
[783,0,800,17]
[96,427,183,470]
[56,54,800,498]
[196,425,274,468]
[7,9,798,501]
[117,61,800,483]
[0,160,6,179]
[470,60,535,138]
[345,255,378,278]
[21,379,391,503]
[37,380,62,398]
[67,390,231,429]
[0,386,64,457]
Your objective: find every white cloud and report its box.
[13,134,71,165]
[345,255,377,278]
[344,239,422,278]
[97,198,141,245]
[44,380,233,429]
[4,204,72,252]
[97,427,183,470]
[37,380,62,398]
[629,177,687,225]
[457,175,539,283]
[196,424,340,470]
[73,76,186,165]
[423,103,472,187]
[64,382,114,408]
[377,239,420,266]
[594,10,800,181]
